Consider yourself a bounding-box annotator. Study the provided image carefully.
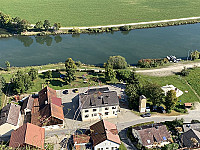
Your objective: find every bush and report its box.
[180,67,190,76]
[174,107,186,113]
[191,120,200,124]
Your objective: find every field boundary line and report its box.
[58,16,200,30]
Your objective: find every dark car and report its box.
[73,89,79,93]
[141,113,151,118]
[158,106,166,113]
[63,90,69,94]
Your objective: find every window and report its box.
[85,110,89,113]
[113,111,115,114]
[99,107,102,112]
[85,115,89,118]
[105,107,109,110]
[105,112,109,115]
[97,148,100,150]
[93,109,97,112]
[94,113,97,116]
[106,148,109,150]
[112,106,116,109]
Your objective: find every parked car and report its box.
[158,106,166,113]
[152,106,158,112]
[141,113,151,118]
[73,89,79,93]
[63,90,69,94]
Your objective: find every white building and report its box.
[161,84,183,97]
[79,88,120,121]
[90,120,121,150]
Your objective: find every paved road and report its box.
[59,16,200,30]
[136,62,200,76]
[117,108,200,131]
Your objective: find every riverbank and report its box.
[1,17,200,38]
[22,17,200,36]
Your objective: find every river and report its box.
[0,23,200,67]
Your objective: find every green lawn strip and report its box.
[1,0,200,26]
[140,74,199,104]
[184,67,200,96]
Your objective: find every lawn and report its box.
[27,71,106,93]
[140,68,200,104]
[0,0,200,27]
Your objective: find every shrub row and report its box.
[137,58,169,68]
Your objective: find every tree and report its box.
[116,69,131,83]
[28,68,38,81]
[143,82,164,106]
[35,21,43,30]
[18,19,29,31]
[5,61,10,71]
[190,50,200,60]
[162,143,179,150]
[10,70,33,94]
[165,90,178,111]
[105,62,116,81]
[44,70,52,79]
[65,58,77,84]
[125,71,142,109]
[43,20,51,30]
[107,56,128,69]
[53,22,61,31]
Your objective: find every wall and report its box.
[94,140,120,150]
[81,105,119,121]
[0,123,17,137]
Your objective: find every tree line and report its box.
[0,11,61,33]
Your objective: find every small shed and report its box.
[139,95,146,113]
[184,103,193,108]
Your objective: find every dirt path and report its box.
[136,62,200,76]
[59,16,200,30]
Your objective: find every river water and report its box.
[0,23,200,67]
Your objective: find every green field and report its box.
[140,68,200,104]
[1,0,200,26]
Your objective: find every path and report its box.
[59,16,200,30]
[135,62,200,76]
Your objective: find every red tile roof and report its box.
[73,134,90,144]
[51,97,62,107]
[38,86,62,106]
[50,103,64,120]
[9,123,45,149]
[90,120,120,146]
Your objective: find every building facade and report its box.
[79,88,120,121]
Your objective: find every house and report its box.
[31,86,64,128]
[161,84,183,97]
[9,123,45,149]
[180,129,200,148]
[0,103,21,139]
[21,96,34,115]
[132,123,171,148]
[79,87,120,121]
[38,86,62,107]
[139,95,146,113]
[73,134,91,150]
[90,120,121,150]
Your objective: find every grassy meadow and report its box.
[140,67,200,104]
[0,0,200,26]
